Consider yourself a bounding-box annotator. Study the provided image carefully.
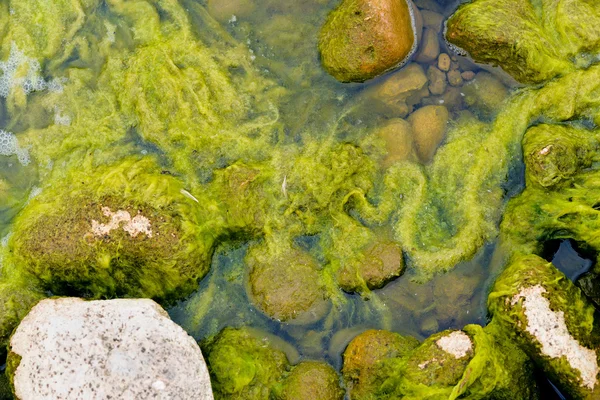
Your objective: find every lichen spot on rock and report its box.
[91,206,153,238]
[512,285,599,390]
[435,331,472,359]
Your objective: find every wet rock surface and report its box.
[319,0,418,82]
[7,298,213,400]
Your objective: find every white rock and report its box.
[9,298,214,400]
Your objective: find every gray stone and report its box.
[8,298,213,400]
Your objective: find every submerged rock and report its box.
[375,118,417,167]
[488,255,600,398]
[246,241,330,324]
[365,63,429,117]
[407,104,449,163]
[461,71,508,119]
[7,298,213,400]
[272,361,344,400]
[414,28,439,63]
[318,0,419,82]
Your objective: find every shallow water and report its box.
[0,0,582,397]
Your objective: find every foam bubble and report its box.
[0,130,30,166]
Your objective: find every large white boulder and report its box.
[8,297,213,400]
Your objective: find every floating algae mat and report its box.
[0,0,600,398]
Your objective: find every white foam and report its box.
[0,130,30,166]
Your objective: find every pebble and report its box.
[447,69,464,86]
[421,10,444,33]
[408,105,449,163]
[415,28,440,63]
[437,53,451,72]
[427,65,447,95]
[461,71,476,81]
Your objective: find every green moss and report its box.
[488,254,600,398]
[5,351,20,399]
[445,0,600,84]
[8,157,217,304]
[272,361,344,400]
[201,327,289,400]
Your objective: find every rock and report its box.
[246,242,330,324]
[9,158,212,304]
[207,0,255,22]
[273,361,344,400]
[408,105,449,163]
[427,65,446,95]
[415,28,440,63]
[462,71,508,118]
[488,255,600,398]
[365,63,428,117]
[375,118,416,167]
[421,10,444,33]
[7,298,213,400]
[202,327,289,398]
[342,330,419,399]
[413,0,442,12]
[437,53,451,71]
[319,0,419,82]
[461,70,475,81]
[447,69,463,86]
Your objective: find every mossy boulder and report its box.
[488,254,600,398]
[445,0,600,84]
[202,327,289,399]
[342,329,419,399]
[246,241,330,324]
[8,157,215,304]
[272,361,344,400]
[319,0,419,82]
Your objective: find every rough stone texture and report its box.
[436,331,472,359]
[319,0,418,82]
[512,285,599,390]
[415,28,439,63]
[376,118,416,167]
[8,298,213,400]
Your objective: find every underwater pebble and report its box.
[437,53,451,72]
[421,10,444,33]
[408,105,449,163]
[9,298,214,400]
[415,28,440,63]
[447,69,463,87]
[461,70,475,81]
[427,65,447,95]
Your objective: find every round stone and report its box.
[7,298,213,400]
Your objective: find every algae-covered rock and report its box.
[8,157,214,303]
[342,326,538,399]
[272,361,344,400]
[342,329,419,399]
[319,0,419,82]
[408,105,449,163]
[202,327,289,399]
[488,254,600,398]
[445,0,600,84]
[246,241,330,324]
[7,297,214,400]
[522,124,595,189]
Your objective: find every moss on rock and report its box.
[202,327,289,399]
[272,361,344,400]
[8,157,216,304]
[488,254,600,398]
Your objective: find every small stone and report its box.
[462,71,509,118]
[414,0,442,12]
[461,71,475,81]
[427,65,447,95]
[415,28,440,63]
[437,53,451,71]
[447,69,463,86]
[319,0,419,82]
[420,316,439,336]
[408,105,449,163]
[421,10,444,33]
[276,361,344,400]
[8,298,213,400]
